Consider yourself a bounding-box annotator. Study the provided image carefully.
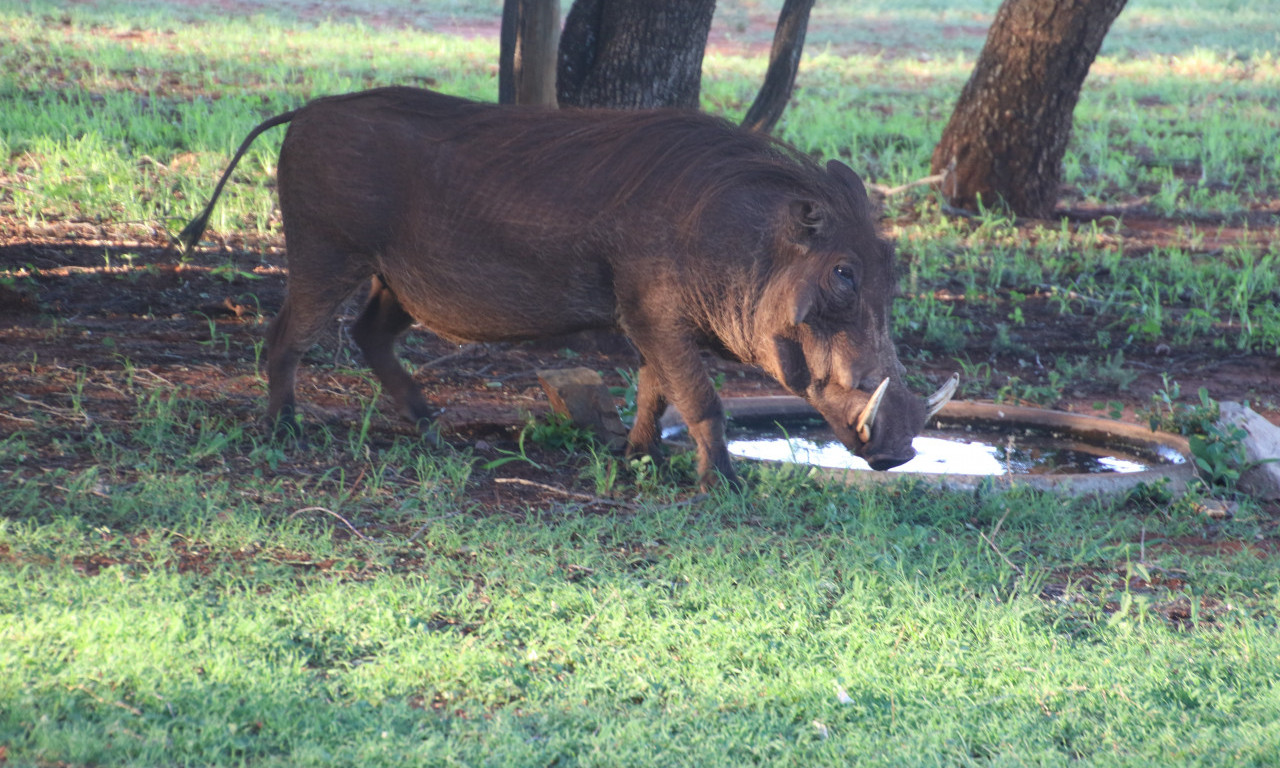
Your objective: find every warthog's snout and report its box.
[850,373,959,471]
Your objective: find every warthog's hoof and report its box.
[698,466,744,494]
[414,418,445,448]
[268,409,307,445]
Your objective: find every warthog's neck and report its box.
[685,271,770,366]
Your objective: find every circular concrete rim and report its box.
[663,397,1197,496]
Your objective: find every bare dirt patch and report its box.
[2,213,1276,479]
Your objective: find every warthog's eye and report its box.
[833,264,857,290]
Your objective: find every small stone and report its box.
[1193,499,1236,520]
[537,367,629,451]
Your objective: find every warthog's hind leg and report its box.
[265,291,345,437]
[349,276,441,446]
[265,251,368,436]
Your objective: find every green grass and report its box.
[2,1,501,236]
[3,382,1280,765]
[4,0,1278,361]
[3,0,1280,764]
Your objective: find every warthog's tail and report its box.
[175,109,299,255]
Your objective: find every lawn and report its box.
[2,0,1279,765]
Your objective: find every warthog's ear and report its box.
[826,160,871,213]
[788,199,825,242]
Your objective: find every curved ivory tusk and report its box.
[924,373,960,421]
[855,377,891,444]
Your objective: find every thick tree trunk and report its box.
[556,0,715,109]
[741,0,814,134]
[499,0,561,106]
[930,0,1128,218]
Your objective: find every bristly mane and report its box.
[378,88,853,235]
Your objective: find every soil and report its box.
[2,209,1277,500]
[2,4,1278,524]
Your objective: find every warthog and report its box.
[180,86,956,488]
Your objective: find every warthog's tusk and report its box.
[855,377,891,444]
[925,373,960,421]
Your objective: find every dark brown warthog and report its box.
[180,86,956,488]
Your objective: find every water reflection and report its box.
[720,427,1183,476]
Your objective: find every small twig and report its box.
[990,507,1010,539]
[345,468,367,499]
[68,683,143,716]
[13,394,93,425]
[580,588,619,633]
[495,477,635,508]
[979,508,1022,575]
[495,478,709,513]
[979,530,1023,575]
[866,173,944,198]
[132,368,176,387]
[416,344,484,374]
[53,483,111,501]
[287,506,372,542]
[404,510,465,545]
[136,154,168,170]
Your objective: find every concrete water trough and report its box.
[661,396,1197,496]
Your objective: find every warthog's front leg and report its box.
[624,363,666,461]
[627,329,740,491]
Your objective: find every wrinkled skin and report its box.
[182,86,940,489]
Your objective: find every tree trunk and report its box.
[556,0,715,109]
[930,0,1128,218]
[741,0,814,134]
[499,0,561,106]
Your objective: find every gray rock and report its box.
[1217,401,1280,500]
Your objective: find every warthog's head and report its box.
[757,160,956,470]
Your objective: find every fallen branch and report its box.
[977,508,1023,576]
[68,683,143,717]
[13,394,94,426]
[495,477,708,512]
[416,344,484,374]
[404,511,465,545]
[287,506,373,542]
[495,477,634,508]
[867,173,944,198]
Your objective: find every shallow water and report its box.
[719,422,1187,476]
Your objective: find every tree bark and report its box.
[499,0,561,106]
[741,0,814,134]
[930,0,1128,218]
[556,0,715,109]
